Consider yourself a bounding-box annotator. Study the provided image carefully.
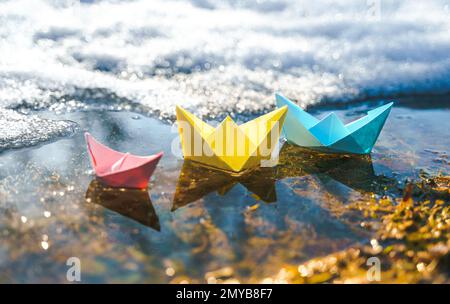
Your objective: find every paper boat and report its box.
[85,132,163,189]
[176,105,287,172]
[275,94,393,154]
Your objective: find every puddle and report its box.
[0,103,448,283]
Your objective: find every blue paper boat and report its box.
[275,93,393,154]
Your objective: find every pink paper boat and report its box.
[85,132,163,189]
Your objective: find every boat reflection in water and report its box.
[172,162,278,211]
[85,180,160,231]
[278,145,395,194]
[172,144,395,210]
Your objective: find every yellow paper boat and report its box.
[176,105,288,172]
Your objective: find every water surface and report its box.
[0,100,448,283]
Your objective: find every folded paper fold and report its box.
[176,105,287,172]
[85,132,163,189]
[275,93,393,154]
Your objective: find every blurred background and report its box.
[1,0,449,122]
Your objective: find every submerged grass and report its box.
[271,175,450,284]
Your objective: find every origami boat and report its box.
[176,105,288,172]
[85,132,163,189]
[275,93,393,154]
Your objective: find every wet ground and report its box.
[0,98,449,283]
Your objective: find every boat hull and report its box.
[85,133,163,189]
[276,93,393,154]
[96,155,162,189]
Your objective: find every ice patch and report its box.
[0,109,77,151]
